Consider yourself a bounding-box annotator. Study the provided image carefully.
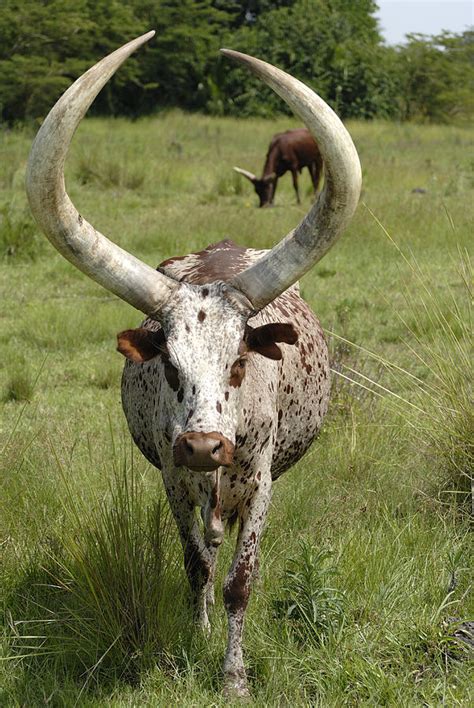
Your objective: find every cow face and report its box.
[117,281,297,472]
[253,174,276,208]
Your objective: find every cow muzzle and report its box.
[173,432,234,472]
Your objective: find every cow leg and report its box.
[222,474,272,696]
[310,155,323,195]
[291,169,300,203]
[266,178,277,206]
[205,541,220,608]
[162,477,212,631]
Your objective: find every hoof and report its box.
[223,670,250,700]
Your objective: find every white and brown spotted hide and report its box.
[120,239,329,695]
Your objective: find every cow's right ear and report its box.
[117,328,166,363]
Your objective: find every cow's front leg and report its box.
[163,475,212,631]
[222,471,272,697]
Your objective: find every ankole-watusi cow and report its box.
[234,127,323,207]
[26,32,361,697]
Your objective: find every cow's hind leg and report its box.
[222,469,272,697]
[290,168,301,204]
[310,154,323,196]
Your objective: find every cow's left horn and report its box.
[221,50,362,311]
[26,32,178,319]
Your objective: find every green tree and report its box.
[131,0,233,111]
[395,31,474,122]
[211,0,390,118]
[0,0,146,122]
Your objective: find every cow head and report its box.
[233,167,276,207]
[116,281,297,471]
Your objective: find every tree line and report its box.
[0,0,472,124]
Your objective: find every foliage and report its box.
[0,0,148,122]
[395,31,474,123]
[274,542,346,643]
[0,202,41,259]
[5,459,188,683]
[135,0,233,112]
[211,0,389,118]
[0,1,472,123]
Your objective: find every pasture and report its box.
[0,112,472,705]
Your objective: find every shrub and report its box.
[0,203,41,260]
[75,154,145,190]
[273,541,346,644]
[3,372,34,403]
[7,461,189,683]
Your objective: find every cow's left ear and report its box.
[245,323,298,360]
[117,328,166,363]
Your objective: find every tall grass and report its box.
[5,455,189,690]
[1,114,472,705]
[330,215,473,513]
[76,154,145,191]
[0,202,41,260]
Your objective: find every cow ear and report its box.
[117,328,166,363]
[245,323,298,360]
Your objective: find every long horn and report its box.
[233,166,257,183]
[26,32,178,319]
[221,50,362,311]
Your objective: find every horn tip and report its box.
[220,48,249,62]
[142,30,156,42]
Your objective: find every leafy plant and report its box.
[274,541,346,644]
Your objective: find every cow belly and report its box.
[271,360,330,479]
[257,293,331,480]
[121,359,163,469]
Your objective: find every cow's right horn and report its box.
[222,50,362,312]
[233,166,257,183]
[26,32,178,319]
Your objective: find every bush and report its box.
[7,462,189,682]
[273,541,346,644]
[0,203,41,260]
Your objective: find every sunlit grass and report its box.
[0,113,472,705]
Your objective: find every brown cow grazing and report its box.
[234,128,323,207]
[26,33,361,697]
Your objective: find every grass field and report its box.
[0,112,472,706]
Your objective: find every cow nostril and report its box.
[212,442,223,456]
[185,440,194,455]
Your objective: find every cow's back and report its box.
[270,129,319,169]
